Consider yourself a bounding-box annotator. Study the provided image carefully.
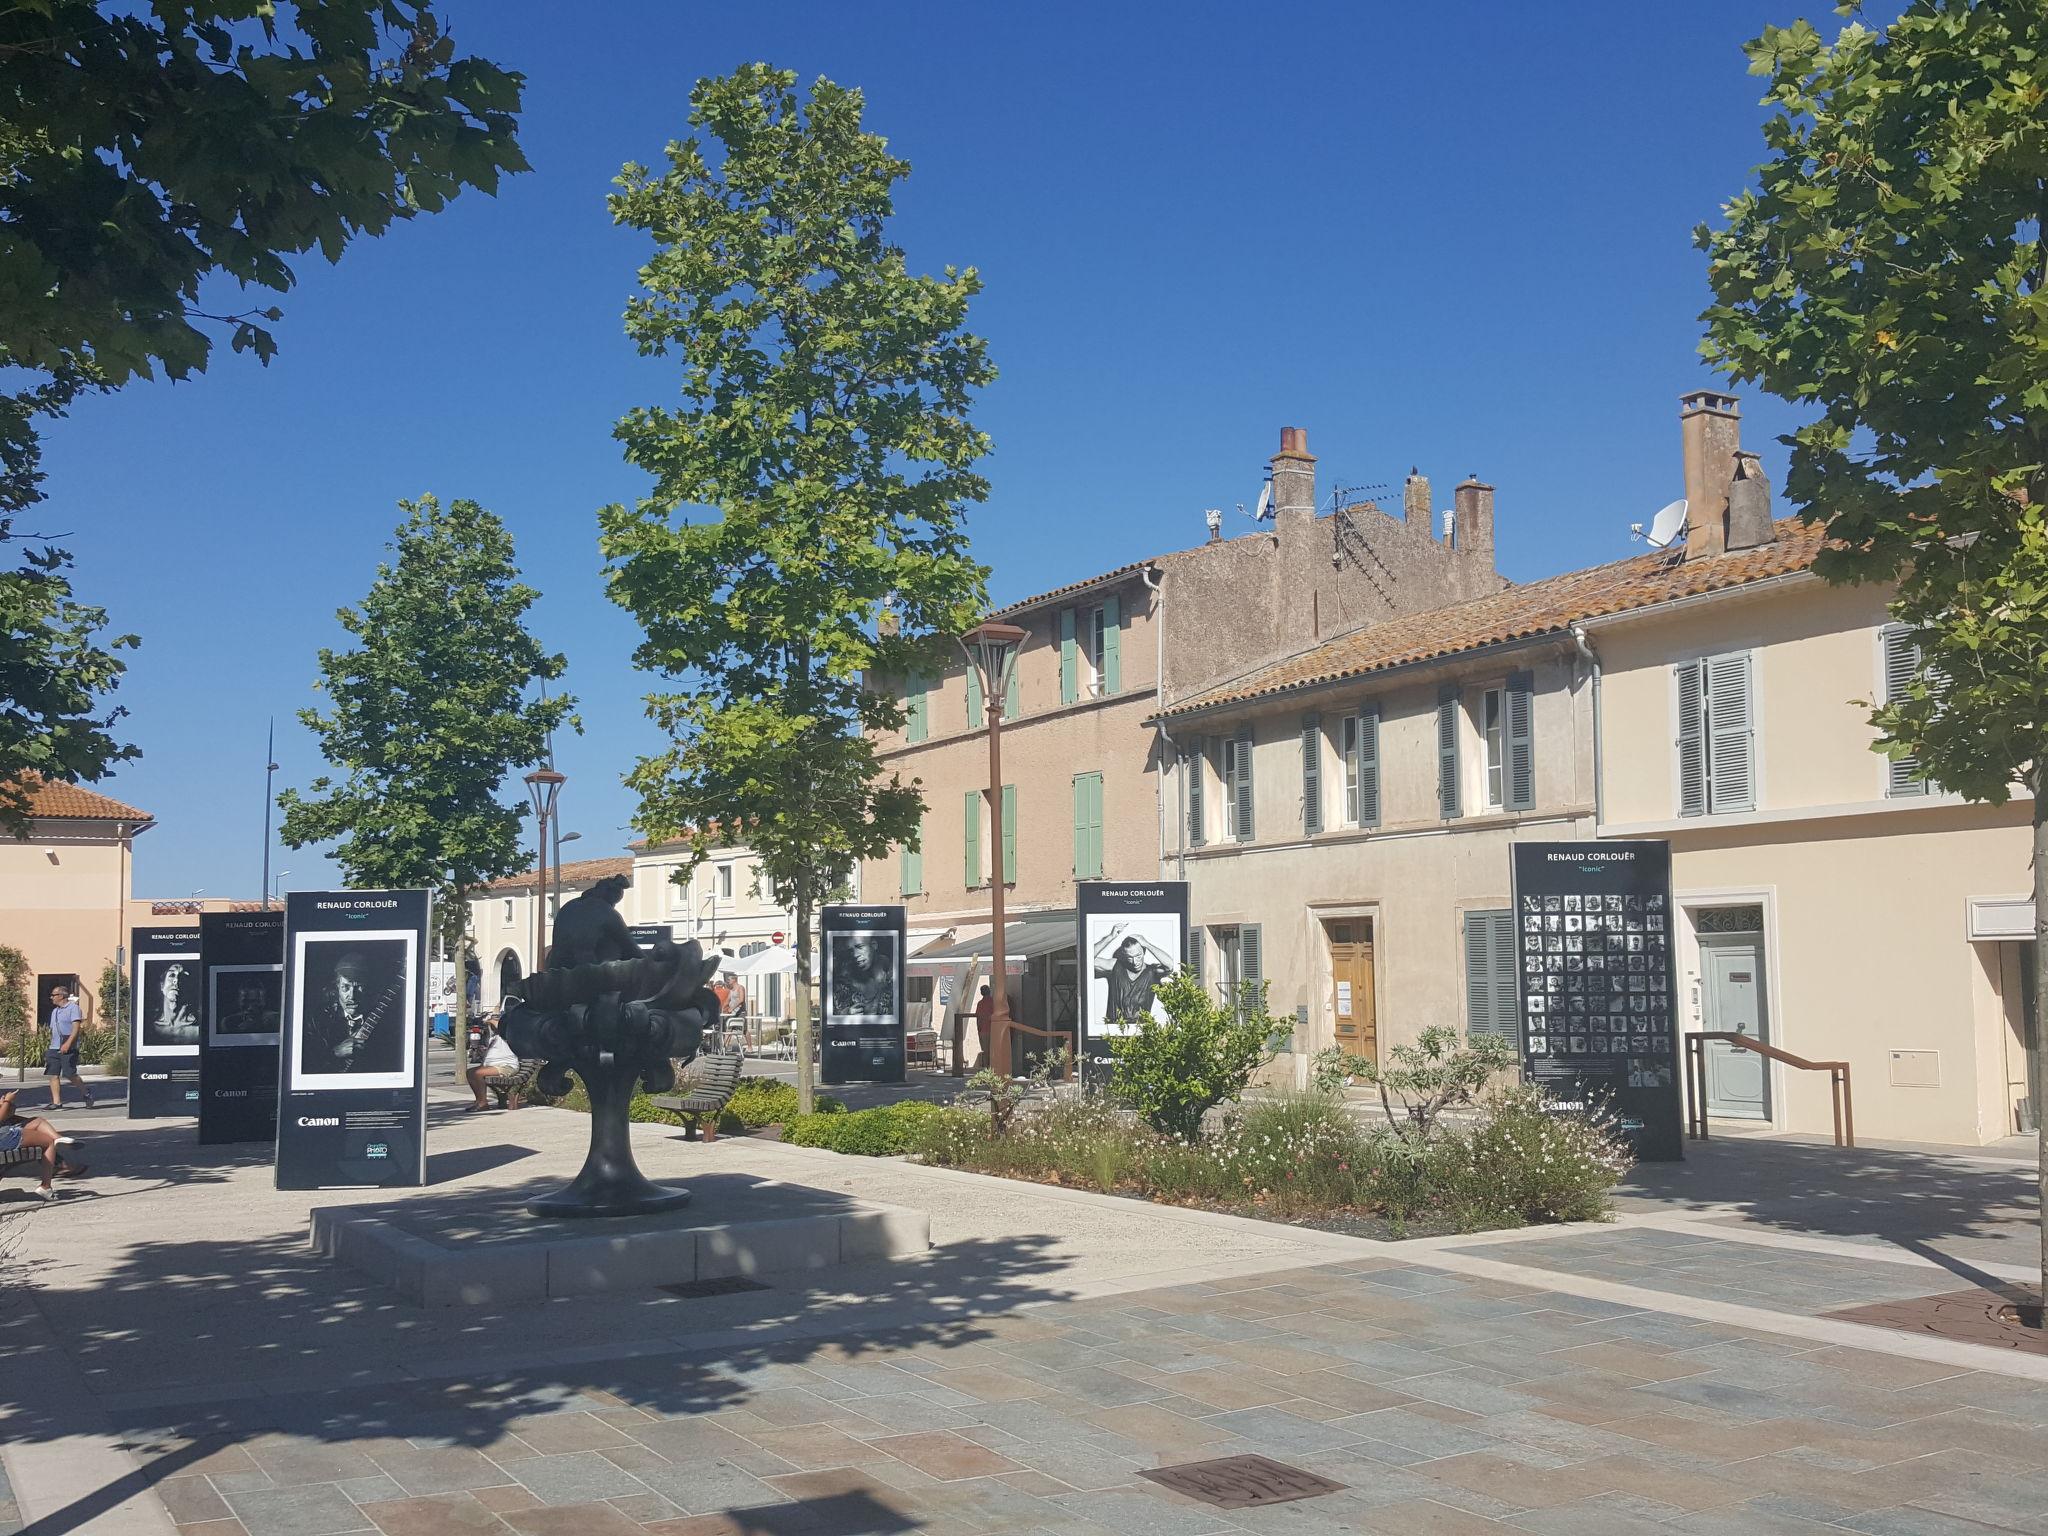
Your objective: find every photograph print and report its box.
[826,930,899,1021]
[209,964,283,1049]
[1086,913,1181,1037]
[290,929,417,1091]
[136,953,201,1055]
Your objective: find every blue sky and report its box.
[42,1,1871,898]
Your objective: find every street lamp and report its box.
[261,718,280,910]
[959,620,1026,1077]
[272,870,291,903]
[524,767,566,968]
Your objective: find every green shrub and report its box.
[726,1077,844,1127]
[1424,1085,1630,1225]
[1311,1025,1519,1144]
[73,1026,117,1066]
[551,1080,685,1126]
[1107,970,1281,1141]
[784,1099,945,1156]
[103,1039,128,1079]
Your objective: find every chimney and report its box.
[1726,450,1776,550]
[1452,475,1494,562]
[1402,466,1430,526]
[1680,390,1742,560]
[1269,427,1316,526]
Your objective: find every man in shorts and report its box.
[0,1090,88,1197]
[44,985,95,1110]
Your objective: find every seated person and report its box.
[0,1089,88,1197]
[465,1015,524,1111]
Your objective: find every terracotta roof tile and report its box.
[990,559,1161,620]
[482,854,633,892]
[1160,519,1828,719]
[6,774,152,823]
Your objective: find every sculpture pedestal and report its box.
[531,1062,691,1218]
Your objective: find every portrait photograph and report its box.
[1085,912,1181,1037]
[136,953,201,1055]
[825,930,899,1021]
[209,963,283,1049]
[291,930,417,1091]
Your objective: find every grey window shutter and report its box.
[1186,925,1203,986]
[1464,910,1515,1041]
[1300,713,1322,835]
[1437,686,1462,819]
[1234,727,1255,842]
[1239,923,1262,1014]
[1706,651,1755,813]
[1187,736,1206,846]
[1675,659,1706,817]
[1882,625,1927,797]
[1505,671,1535,811]
[1357,703,1381,828]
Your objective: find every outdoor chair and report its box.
[906,1028,938,1068]
[651,1049,745,1141]
[487,1059,543,1110]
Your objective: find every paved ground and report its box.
[3,1080,2046,1536]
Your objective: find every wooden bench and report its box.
[486,1059,543,1110]
[651,1050,745,1141]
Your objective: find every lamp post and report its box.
[272,870,291,904]
[261,719,280,910]
[524,767,565,969]
[554,830,581,930]
[960,621,1026,1077]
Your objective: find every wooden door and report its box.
[1327,921,1376,1060]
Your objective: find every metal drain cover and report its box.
[659,1275,771,1299]
[1140,1455,1346,1509]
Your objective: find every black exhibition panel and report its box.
[128,925,203,1118]
[1075,881,1189,1087]
[197,909,284,1145]
[820,904,906,1085]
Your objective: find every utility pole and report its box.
[261,719,279,909]
[961,621,1025,1077]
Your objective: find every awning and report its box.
[906,917,1075,976]
[727,945,798,977]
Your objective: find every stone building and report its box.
[858,425,1507,1053]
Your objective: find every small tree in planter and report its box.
[1311,1026,1518,1145]
[1107,971,1281,1142]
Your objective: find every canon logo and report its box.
[296,1115,340,1127]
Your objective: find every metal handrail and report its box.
[1685,1030,1854,1147]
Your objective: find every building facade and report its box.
[2,777,153,1030]
[1153,394,2034,1146]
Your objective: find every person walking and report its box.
[44,985,95,1110]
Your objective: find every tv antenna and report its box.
[1632,499,1687,550]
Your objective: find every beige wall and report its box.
[1593,575,2035,1145]
[0,821,137,1026]
[1177,649,1594,1069]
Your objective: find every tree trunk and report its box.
[454,928,472,1052]
[795,890,815,1116]
[2034,789,2047,1318]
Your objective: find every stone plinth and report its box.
[309,1172,930,1307]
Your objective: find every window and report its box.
[1676,652,1755,816]
[966,663,983,726]
[1186,736,1206,847]
[1072,772,1104,879]
[1061,598,1122,703]
[717,864,733,900]
[1001,783,1018,884]
[667,868,688,913]
[900,820,924,896]
[1481,688,1505,809]
[501,899,513,925]
[1212,923,1263,1017]
[964,789,984,888]
[1300,714,1323,835]
[1224,728,1255,842]
[1437,687,1462,819]
[1462,909,1518,1041]
[905,673,930,744]
[1342,705,1381,827]
[1881,624,1939,796]
[1003,646,1020,720]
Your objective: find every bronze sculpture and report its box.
[499,878,722,1217]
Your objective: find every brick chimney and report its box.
[1452,475,1494,561]
[1726,450,1776,550]
[1402,467,1430,526]
[1680,391,1742,560]
[1269,427,1316,525]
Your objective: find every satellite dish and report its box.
[1641,499,1687,549]
[1252,482,1272,522]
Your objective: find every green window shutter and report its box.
[906,673,929,744]
[1675,659,1706,817]
[1186,925,1204,987]
[1463,909,1516,1041]
[1004,651,1020,719]
[1001,783,1018,883]
[1072,773,1105,879]
[964,790,982,888]
[900,822,923,896]
[1706,651,1754,812]
[1437,686,1462,820]
[1505,671,1535,811]
[1234,727,1255,842]
[1059,608,1078,704]
[1357,703,1381,828]
[1187,736,1206,847]
[1300,713,1322,835]
[1101,595,1121,695]
[1881,625,1927,797]
[966,664,983,726]
[1238,923,1263,1019]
